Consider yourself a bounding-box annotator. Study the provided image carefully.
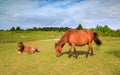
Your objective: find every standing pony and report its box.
[55,29,102,58]
[18,42,39,54]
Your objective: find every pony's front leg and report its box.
[68,47,72,58]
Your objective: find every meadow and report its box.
[0,31,63,43]
[0,31,120,75]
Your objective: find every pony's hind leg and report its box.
[86,42,92,57]
[90,47,93,56]
[73,47,78,58]
[86,49,90,57]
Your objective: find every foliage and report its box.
[10,26,23,31]
[90,25,120,37]
[76,24,84,30]
[6,24,120,37]
[10,27,16,31]
[27,27,70,31]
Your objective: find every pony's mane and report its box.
[57,30,71,46]
[57,35,66,44]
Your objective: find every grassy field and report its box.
[0,31,63,43]
[0,31,120,75]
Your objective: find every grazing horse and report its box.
[18,42,39,54]
[55,29,102,58]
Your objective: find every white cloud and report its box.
[0,0,120,30]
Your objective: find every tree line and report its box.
[2,24,120,37]
[90,25,120,37]
[9,26,70,31]
[76,24,120,37]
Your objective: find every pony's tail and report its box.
[93,32,102,45]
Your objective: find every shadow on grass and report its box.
[61,50,95,58]
[107,50,120,58]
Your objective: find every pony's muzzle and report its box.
[18,51,22,54]
[56,54,61,57]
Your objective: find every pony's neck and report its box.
[57,34,67,47]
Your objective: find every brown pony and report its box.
[18,42,39,54]
[55,29,102,58]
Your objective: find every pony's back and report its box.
[23,46,37,53]
[64,29,94,46]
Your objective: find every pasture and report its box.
[0,31,120,75]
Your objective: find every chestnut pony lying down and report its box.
[18,42,39,54]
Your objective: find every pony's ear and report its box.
[18,42,24,46]
[55,42,57,44]
[55,43,57,47]
[55,43,57,45]
[18,41,23,44]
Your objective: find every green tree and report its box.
[33,27,38,31]
[76,24,83,30]
[16,26,21,31]
[10,27,15,31]
[102,25,112,36]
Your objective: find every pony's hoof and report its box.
[73,55,78,59]
[68,55,72,58]
[56,54,61,57]
[90,53,94,56]
[90,54,93,56]
[86,55,88,58]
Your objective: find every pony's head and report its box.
[55,43,62,57]
[18,42,24,54]
[55,43,65,57]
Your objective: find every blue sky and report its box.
[0,0,120,30]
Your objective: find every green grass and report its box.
[0,32,120,75]
[0,31,63,43]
